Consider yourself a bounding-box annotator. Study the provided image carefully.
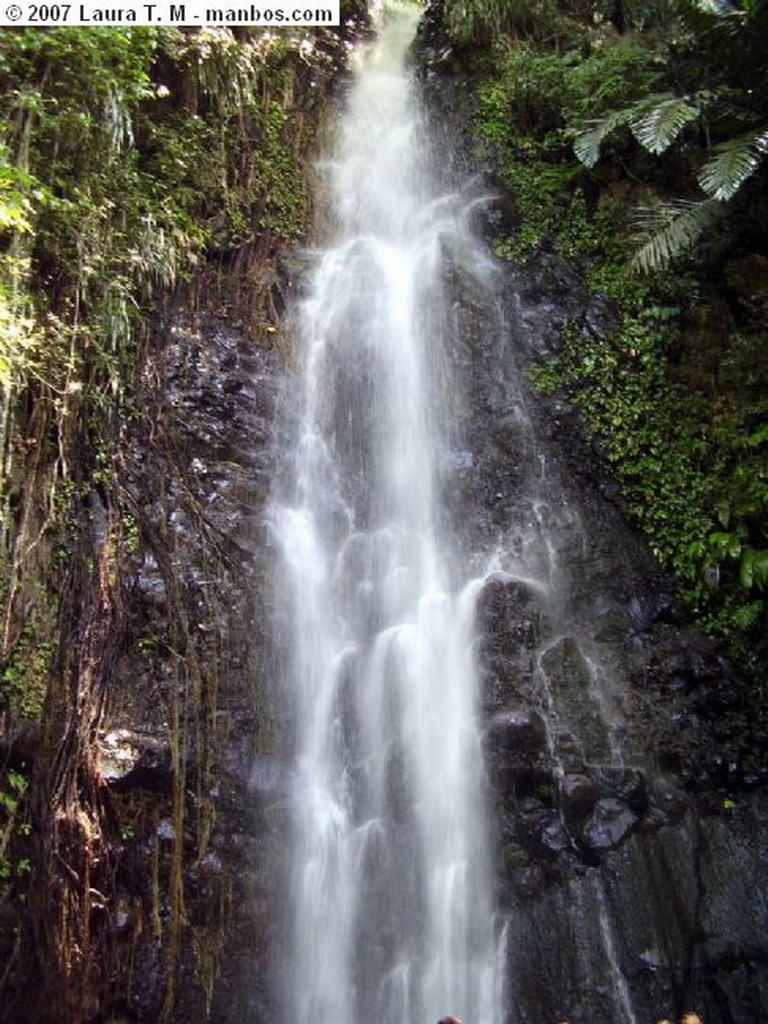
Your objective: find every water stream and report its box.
[273,6,499,1024]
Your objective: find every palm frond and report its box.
[682,0,748,39]
[631,198,721,273]
[697,126,768,200]
[691,0,741,18]
[573,93,675,167]
[630,95,701,155]
[574,108,636,168]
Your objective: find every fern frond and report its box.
[630,95,701,155]
[697,126,768,200]
[631,198,721,273]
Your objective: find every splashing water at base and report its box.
[273,6,498,1024]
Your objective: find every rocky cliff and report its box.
[1,10,766,1024]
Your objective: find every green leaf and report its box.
[697,127,768,201]
[715,499,731,528]
[574,106,638,167]
[709,530,742,559]
[740,549,768,590]
[630,95,701,155]
[631,199,721,273]
[0,793,17,813]
[732,599,763,628]
[746,424,768,448]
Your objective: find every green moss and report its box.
[0,588,56,720]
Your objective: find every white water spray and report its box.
[274,7,498,1024]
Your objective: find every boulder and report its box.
[99,729,171,793]
[581,797,638,853]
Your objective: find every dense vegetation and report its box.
[0,22,334,717]
[0,21,352,1021]
[435,0,768,683]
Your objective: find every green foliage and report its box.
[531,288,768,677]
[575,91,701,167]
[632,93,702,154]
[531,304,716,595]
[574,91,768,271]
[252,100,310,242]
[0,768,27,813]
[443,0,559,45]
[477,38,660,140]
[0,766,32,898]
[0,25,318,406]
[465,0,768,682]
[476,58,578,257]
[1,605,55,719]
[703,389,768,607]
[630,198,721,273]
[697,127,768,202]
[571,0,768,269]
[474,39,662,261]
[573,105,638,168]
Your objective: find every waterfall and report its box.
[273,6,498,1024]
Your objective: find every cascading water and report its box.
[273,6,498,1024]
[265,5,768,1024]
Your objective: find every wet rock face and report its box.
[581,796,639,852]
[91,70,767,1024]
[477,575,548,714]
[99,729,171,793]
[99,311,289,1024]
[408,74,768,1012]
[483,707,549,800]
[458,231,768,1022]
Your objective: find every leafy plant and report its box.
[630,198,722,273]
[460,0,768,685]
[0,767,32,896]
[572,0,768,270]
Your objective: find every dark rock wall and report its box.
[97,240,767,1024]
[429,106,768,1022]
[100,310,288,1023]
[96,42,768,1024]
